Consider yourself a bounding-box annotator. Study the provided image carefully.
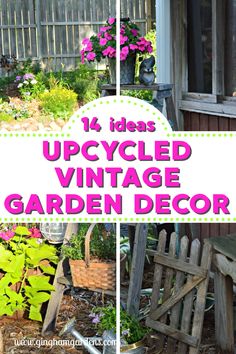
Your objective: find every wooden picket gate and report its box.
[146,231,212,354]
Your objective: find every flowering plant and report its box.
[81,18,153,63]
[0,225,58,321]
[15,72,46,99]
[90,305,148,344]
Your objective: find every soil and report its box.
[0,289,114,354]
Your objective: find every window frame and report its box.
[171,0,236,119]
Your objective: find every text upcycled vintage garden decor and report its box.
[0,96,236,222]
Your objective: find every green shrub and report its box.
[39,87,77,119]
[62,224,116,261]
[63,64,101,103]
[0,112,14,122]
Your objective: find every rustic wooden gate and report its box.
[146,231,212,354]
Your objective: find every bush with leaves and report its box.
[0,225,58,321]
[39,87,77,119]
[62,224,116,261]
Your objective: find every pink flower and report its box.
[82,38,91,45]
[102,46,116,58]
[147,45,153,53]
[104,32,113,40]
[86,52,96,61]
[84,42,93,52]
[120,35,128,45]
[100,26,112,32]
[29,227,42,239]
[129,44,138,51]
[120,28,125,35]
[131,29,138,36]
[120,46,129,61]
[0,230,15,241]
[108,18,115,25]
[99,38,108,46]
[80,49,85,64]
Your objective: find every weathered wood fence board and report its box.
[0,0,155,75]
[146,233,212,354]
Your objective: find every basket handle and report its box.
[84,223,97,267]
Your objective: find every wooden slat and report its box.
[189,242,212,354]
[214,269,234,353]
[126,224,148,317]
[149,230,167,314]
[150,276,204,321]
[158,233,177,348]
[153,254,207,278]
[178,238,201,354]
[146,317,199,348]
[166,235,189,354]
[42,223,79,334]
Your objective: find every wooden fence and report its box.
[0,0,155,74]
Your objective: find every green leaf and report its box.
[28,292,51,305]
[5,288,24,304]
[29,304,42,321]
[8,254,25,276]
[15,226,31,236]
[0,273,13,287]
[0,245,13,270]
[39,264,55,275]
[27,275,55,291]
[26,244,58,266]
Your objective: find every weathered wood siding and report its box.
[183,110,236,241]
[184,111,236,131]
[0,0,155,74]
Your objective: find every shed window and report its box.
[187,0,236,97]
[187,0,212,94]
[225,0,236,96]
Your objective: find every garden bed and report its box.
[0,61,102,132]
[1,289,112,354]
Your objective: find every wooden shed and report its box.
[155,1,236,239]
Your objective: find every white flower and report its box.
[17,83,23,88]
[23,80,29,85]
[31,79,37,85]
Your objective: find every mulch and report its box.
[0,289,114,354]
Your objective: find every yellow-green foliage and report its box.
[40,87,77,119]
[0,112,14,122]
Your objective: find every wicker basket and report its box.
[69,224,116,291]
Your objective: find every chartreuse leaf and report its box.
[15,226,31,236]
[29,304,42,321]
[7,254,25,277]
[24,285,38,298]
[0,273,14,287]
[27,275,55,291]
[28,292,51,305]
[0,246,13,271]
[26,244,58,266]
[5,288,24,304]
[39,264,56,275]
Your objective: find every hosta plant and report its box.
[0,225,58,321]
